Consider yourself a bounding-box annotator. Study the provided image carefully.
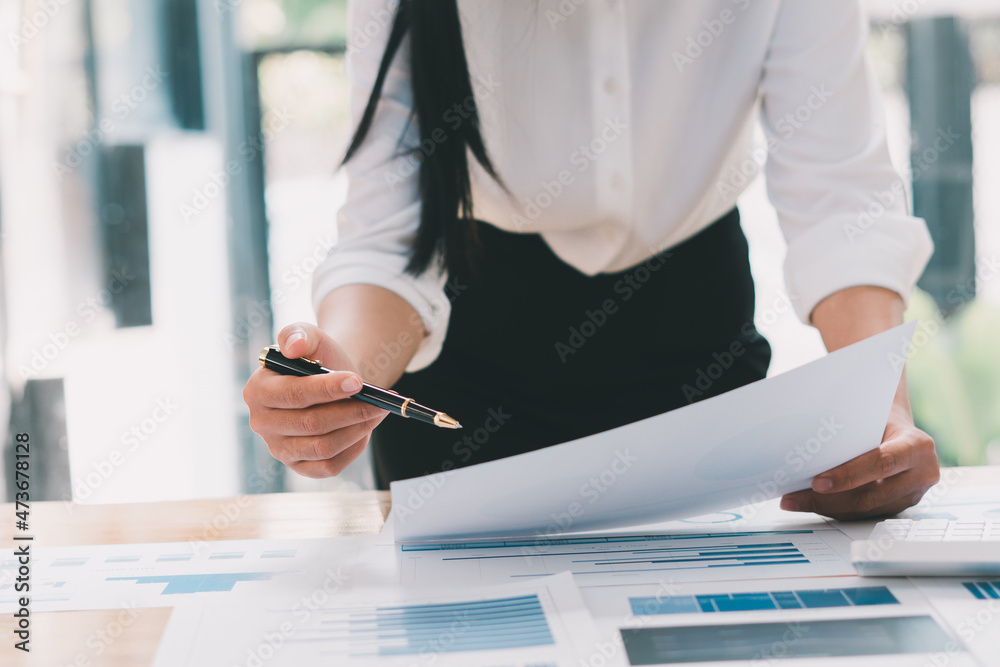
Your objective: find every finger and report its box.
[251,399,388,437]
[254,368,364,409]
[287,435,371,479]
[782,467,937,520]
[270,416,385,463]
[809,429,935,494]
[277,322,347,370]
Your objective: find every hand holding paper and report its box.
[390,322,919,544]
[786,285,940,520]
[781,402,939,520]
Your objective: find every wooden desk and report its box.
[2,468,997,666]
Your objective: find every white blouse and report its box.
[314,0,933,371]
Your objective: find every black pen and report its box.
[259,346,462,430]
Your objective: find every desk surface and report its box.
[0,491,390,667]
[2,468,997,667]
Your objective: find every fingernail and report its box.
[780,497,799,511]
[813,477,833,492]
[286,331,306,347]
[341,376,362,393]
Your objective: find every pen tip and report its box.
[434,413,462,430]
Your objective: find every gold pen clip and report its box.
[259,346,324,369]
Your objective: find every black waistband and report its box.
[371,208,770,486]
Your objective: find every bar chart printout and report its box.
[0,538,369,612]
[314,594,553,656]
[630,586,899,615]
[622,616,959,665]
[400,529,854,587]
[962,581,1000,600]
[151,572,599,667]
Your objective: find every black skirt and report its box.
[371,207,771,487]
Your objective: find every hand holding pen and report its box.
[243,323,460,479]
[259,346,460,429]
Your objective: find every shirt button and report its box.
[611,173,625,191]
[603,77,619,95]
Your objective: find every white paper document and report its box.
[589,576,979,667]
[392,323,915,544]
[399,526,856,588]
[152,571,610,667]
[583,575,935,627]
[0,537,377,612]
[910,577,1000,667]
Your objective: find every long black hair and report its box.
[342,0,503,276]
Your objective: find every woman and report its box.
[244,0,940,520]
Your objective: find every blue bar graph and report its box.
[156,554,193,562]
[631,586,899,615]
[321,594,555,656]
[400,530,840,582]
[106,572,275,594]
[963,581,1000,600]
[571,542,810,575]
[403,530,817,552]
[261,550,296,558]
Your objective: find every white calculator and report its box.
[851,519,1000,576]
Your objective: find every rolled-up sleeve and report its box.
[759,0,933,322]
[312,0,449,371]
